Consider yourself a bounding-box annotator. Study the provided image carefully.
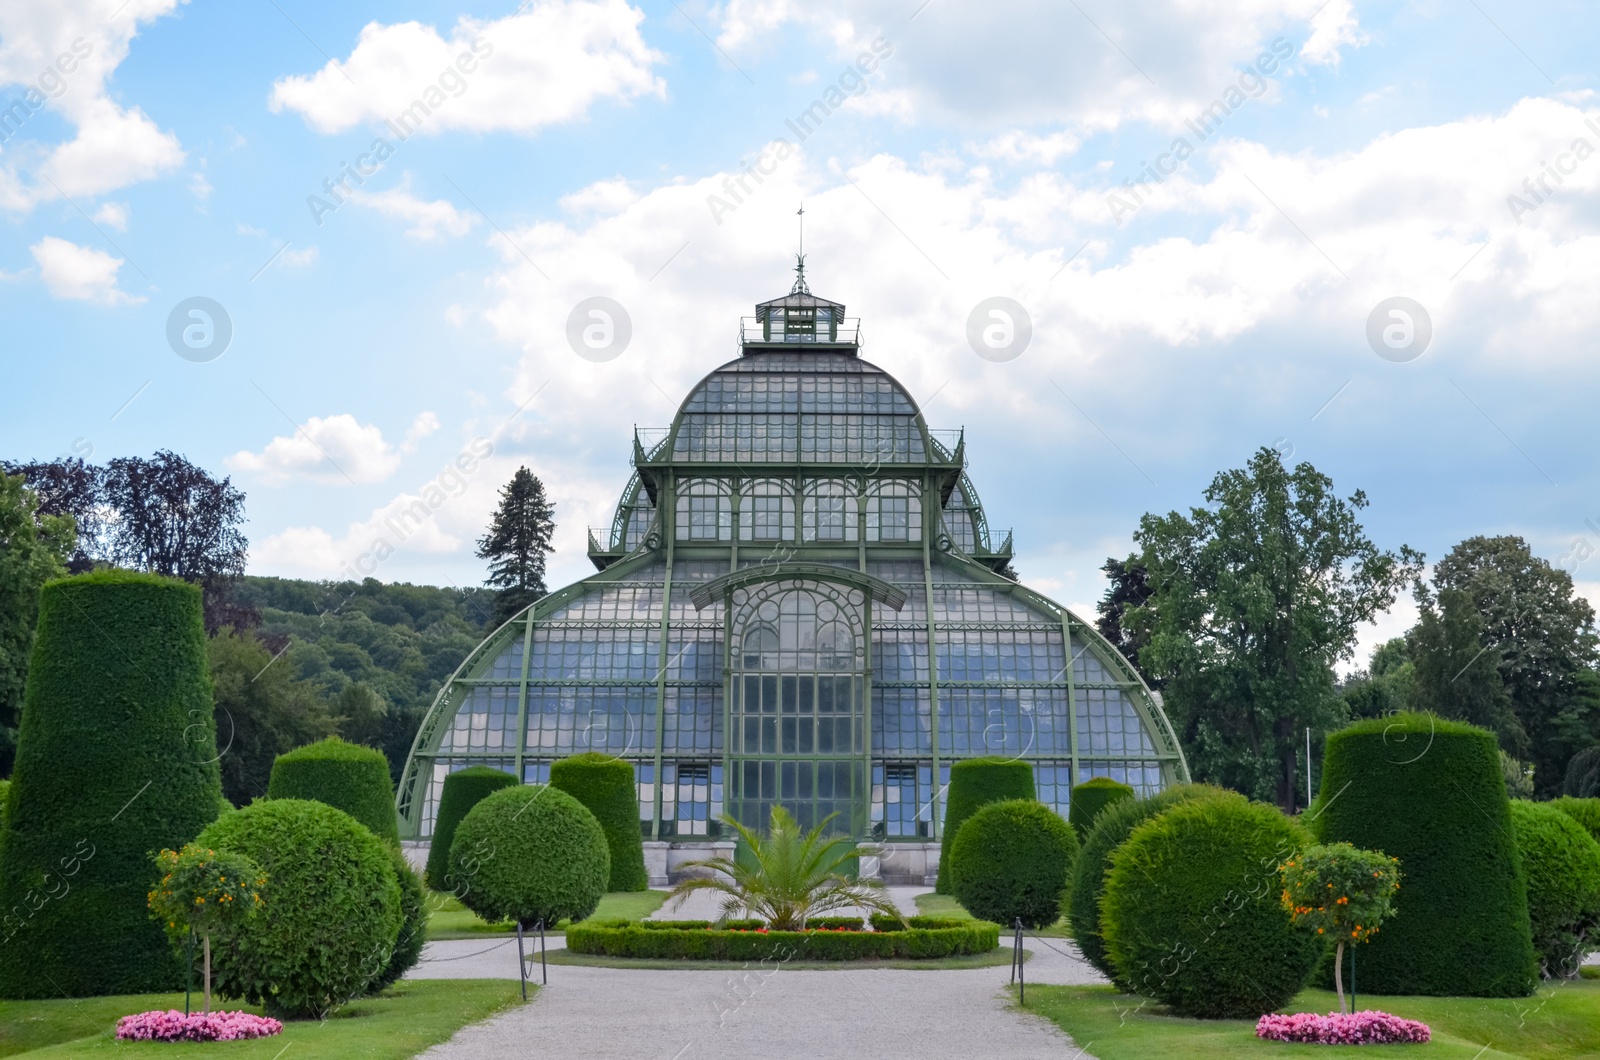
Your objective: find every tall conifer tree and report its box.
[476,467,555,625]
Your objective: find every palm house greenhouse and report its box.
[399,267,1188,884]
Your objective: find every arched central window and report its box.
[803,479,857,542]
[739,479,795,542]
[728,583,866,834]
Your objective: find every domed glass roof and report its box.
[396,270,1189,865]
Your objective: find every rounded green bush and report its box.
[267,737,398,844]
[369,848,426,993]
[550,752,648,892]
[1068,777,1136,840]
[1551,797,1600,845]
[449,784,609,928]
[0,571,222,998]
[1067,783,1229,984]
[197,798,402,1018]
[1508,799,1600,978]
[1312,713,1537,997]
[1102,793,1322,1019]
[949,799,1078,929]
[425,766,518,891]
[935,757,1035,894]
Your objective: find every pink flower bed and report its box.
[1256,1010,1431,1045]
[115,1010,283,1042]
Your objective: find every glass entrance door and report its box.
[727,583,866,835]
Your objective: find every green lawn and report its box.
[0,980,523,1058]
[1023,980,1600,1060]
[426,889,670,939]
[913,892,1074,938]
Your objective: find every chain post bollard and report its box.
[516,921,527,1001]
[539,918,548,985]
[1013,918,1025,1003]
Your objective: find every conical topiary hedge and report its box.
[0,571,222,998]
[1311,712,1537,997]
[935,757,1035,894]
[425,765,518,891]
[550,752,648,892]
[267,736,399,844]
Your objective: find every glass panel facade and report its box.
[400,301,1186,844]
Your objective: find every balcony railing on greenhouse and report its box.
[739,316,861,347]
[633,427,671,467]
[928,429,964,465]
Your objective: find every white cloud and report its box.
[712,0,1363,131]
[0,1,187,210]
[972,129,1081,166]
[559,177,638,217]
[268,1,665,137]
[188,171,212,201]
[227,413,409,484]
[92,200,129,230]
[349,175,476,239]
[403,411,440,452]
[1300,0,1367,67]
[280,245,319,268]
[29,235,141,304]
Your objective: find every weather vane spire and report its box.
[791,202,810,294]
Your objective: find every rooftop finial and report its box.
[791,202,810,294]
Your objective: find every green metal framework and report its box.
[397,276,1189,842]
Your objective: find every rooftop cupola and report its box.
[741,253,860,350]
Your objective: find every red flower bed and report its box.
[115,1010,283,1042]
[1255,1011,1431,1045]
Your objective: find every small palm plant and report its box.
[667,806,904,931]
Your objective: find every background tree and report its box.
[0,458,103,572]
[333,682,388,748]
[0,475,76,775]
[1422,536,1600,798]
[1339,637,1416,722]
[476,466,555,625]
[102,451,250,632]
[1408,586,1524,751]
[207,629,337,805]
[1128,448,1422,811]
[1095,555,1159,685]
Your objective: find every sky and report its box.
[3,0,1599,672]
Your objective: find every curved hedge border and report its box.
[566,916,997,961]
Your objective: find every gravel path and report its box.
[411,889,1104,1060]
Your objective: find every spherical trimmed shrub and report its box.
[1508,799,1600,978]
[550,752,648,892]
[0,571,222,999]
[1551,797,1600,845]
[1311,713,1537,997]
[197,799,402,1018]
[1067,783,1229,984]
[450,784,609,928]
[425,766,518,891]
[266,737,398,844]
[935,757,1035,894]
[369,848,426,994]
[1101,794,1322,1019]
[1068,777,1136,841]
[949,799,1078,929]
